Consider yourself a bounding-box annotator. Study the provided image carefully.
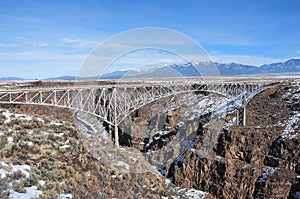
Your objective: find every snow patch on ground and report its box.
[15,114,32,121]
[59,145,71,149]
[116,161,130,170]
[59,193,73,199]
[1,110,33,124]
[41,131,49,136]
[0,161,31,179]
[54,132,64,137]
[35,117,44,123]
[9,186,42,199]
[7,136,14,144]
[50,120,63,126]
[0,168,8,178]
[11,164,31,178]
[0,160,10,178]
[24,141,34,146]
[38,180,45,187]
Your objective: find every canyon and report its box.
[0,79,299,198]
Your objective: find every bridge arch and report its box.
[0,87,232,127]
[116,89,230,126]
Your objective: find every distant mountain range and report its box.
[2,59,300,80]
[0,77,24,81]
[100,59,300,79]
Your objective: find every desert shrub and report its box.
[47,133,55,141]
[39,190,58,199]
[12,180,26,193]
[0,114,6,122]
[0,137,7,149]
[24,176,37,187]
[43,116,52,123]
[8,170,26,180]
[0,181,10,199]
[20,121,37,129]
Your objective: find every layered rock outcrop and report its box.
[165,82,300,198]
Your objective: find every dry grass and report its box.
[0,106,170,198]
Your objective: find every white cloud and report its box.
[61,38,99,48]
[0,51,84,79]
[0,43,18,47]
[20,17,42,23]
[15,36,48,47]
[0,51,85,61]
[36,42,48,47]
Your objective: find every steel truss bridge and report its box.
[0,81,277,146]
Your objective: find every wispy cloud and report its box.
[0,51,85,61]
[20,17,43,23]
[15,36,48,47]
[0,36,48,48]
[61,38,99,48]
[0,43,18,47]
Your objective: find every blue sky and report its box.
[0,0,300,78]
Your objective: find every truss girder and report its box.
[0,82,275,126]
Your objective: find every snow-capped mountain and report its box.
[100,59,300,79]
[260,59,300,73]
[1,59,300,80]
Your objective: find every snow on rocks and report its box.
[183,188,208,199]
[258,167,277,182]
[170,187,208,199]
[280,112,300,139]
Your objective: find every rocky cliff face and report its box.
[118,92,228,172]
[165,81,300,198]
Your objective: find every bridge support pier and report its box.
[114,125,119,147]
[243,106,246,126]
[108,125,112,140]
